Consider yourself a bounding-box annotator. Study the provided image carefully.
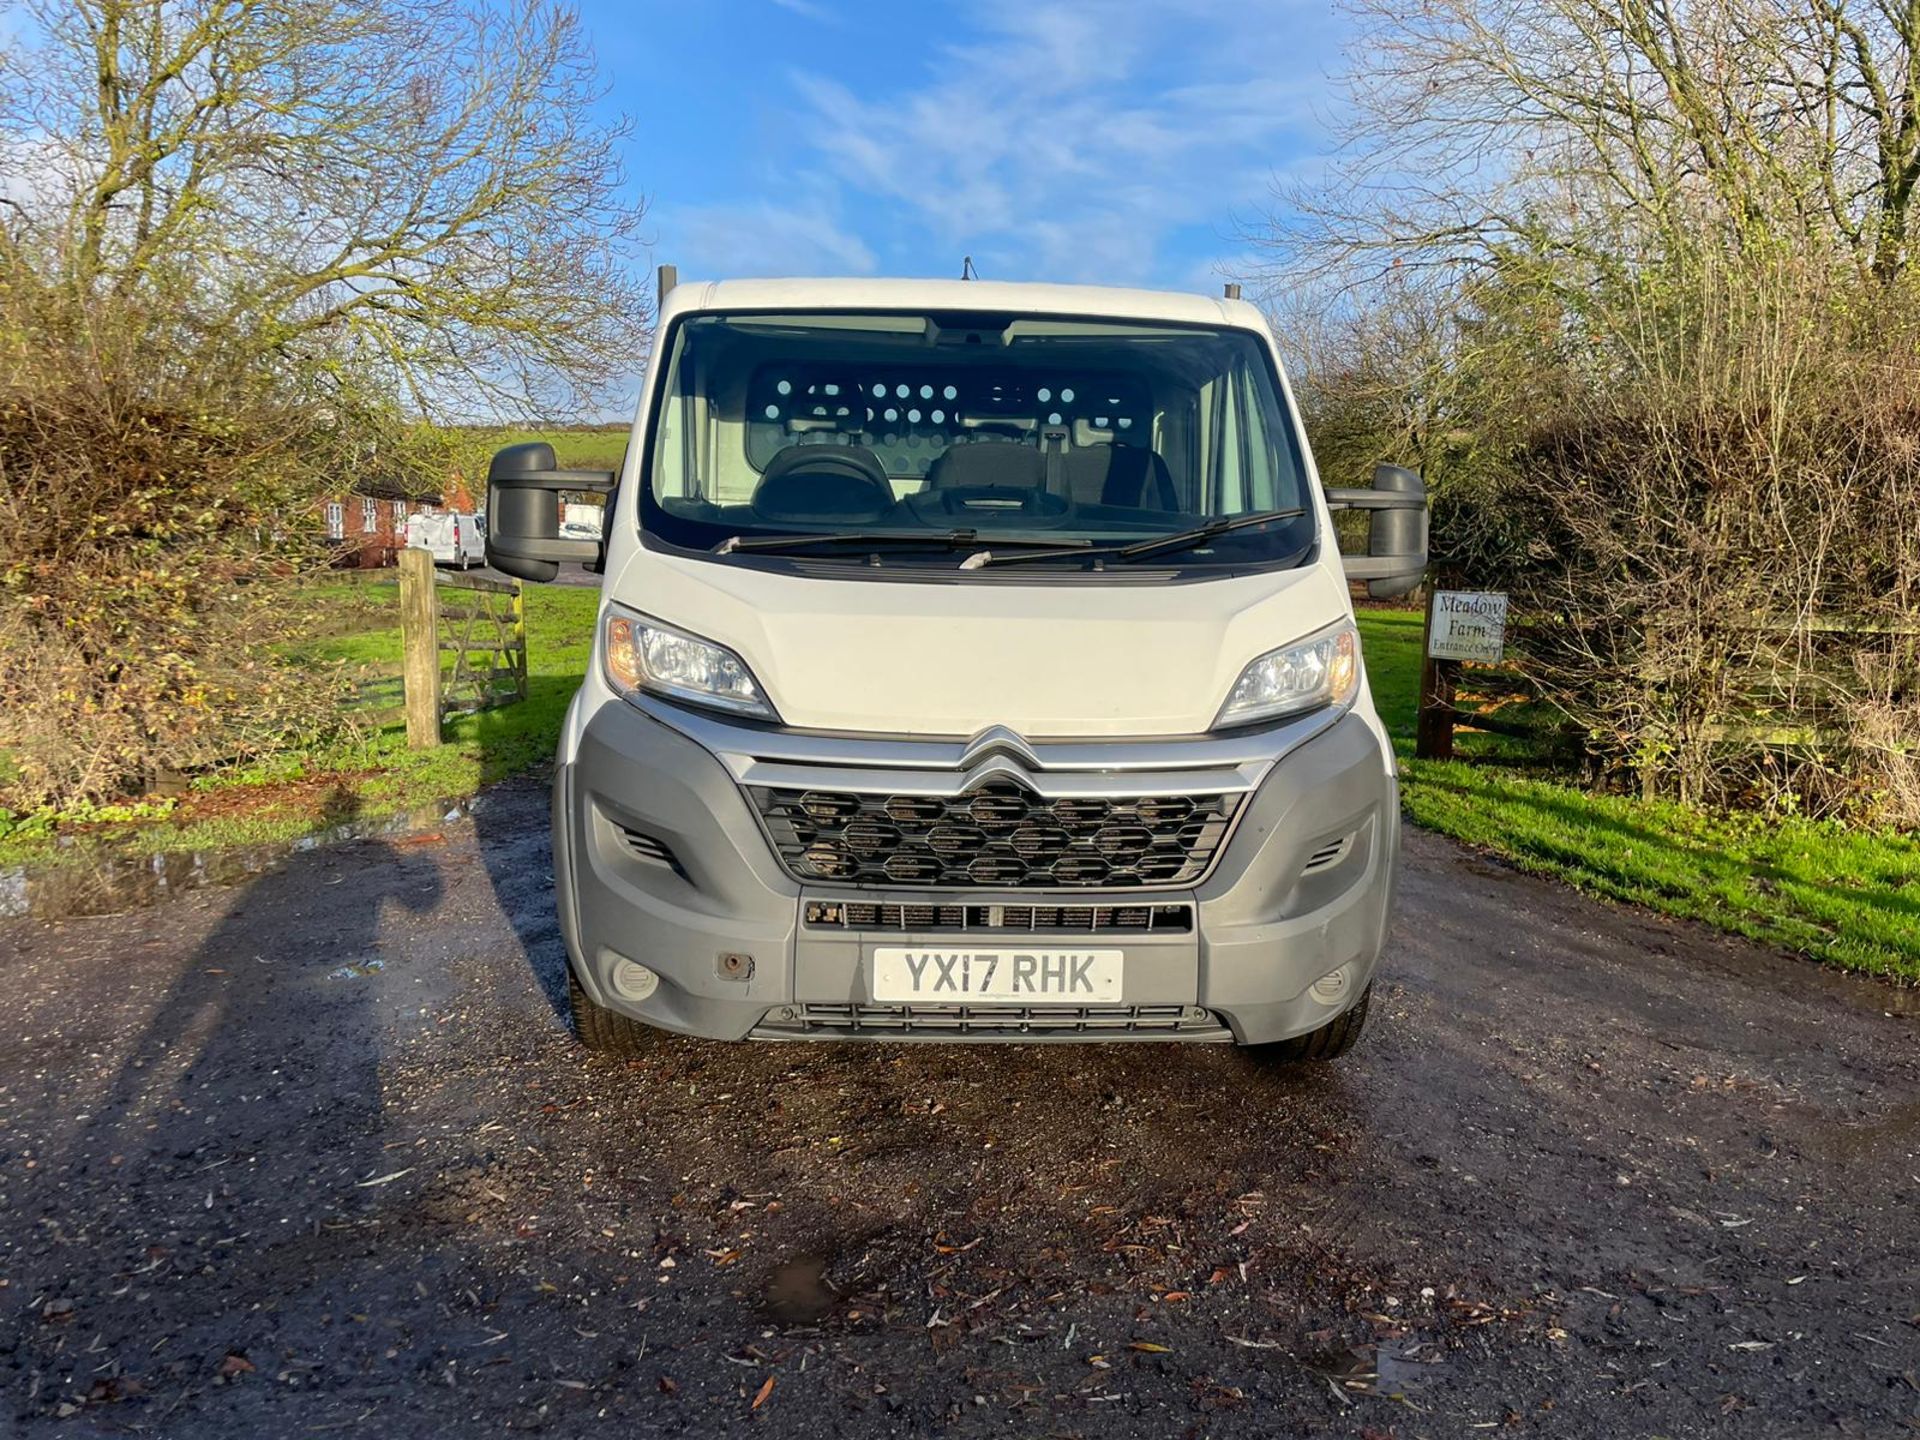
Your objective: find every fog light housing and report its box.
[610,958,660,1002]
[1309,967,1352,1005]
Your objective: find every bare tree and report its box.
[0,0,652,807]
[1254,0,1920,821]
[1262,0,1920,288]
[3,0,651,415]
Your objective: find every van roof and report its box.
[660,276,1265,331]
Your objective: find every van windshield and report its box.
[641,309,1314,569]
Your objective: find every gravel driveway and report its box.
[4,780,1915,1437]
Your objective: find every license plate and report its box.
[871,948,1122,1003]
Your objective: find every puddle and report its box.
[1375,1338,1448,1391]
[0,798,475,921]
[763,1255,837,1325]
[328,958,388,980]
[1296,1338,1447,1396]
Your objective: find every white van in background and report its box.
[561,502,605,542]
[405,511,487,568]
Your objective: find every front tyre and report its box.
[1242,984,1372,1064]
[567,967,660,1056]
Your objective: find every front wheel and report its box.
[567,968,661,1057]
[1242,984,1372,1064]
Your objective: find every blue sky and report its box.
[584,0,1347,292]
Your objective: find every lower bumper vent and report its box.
[613,823,685,876]
[753,1003,1232,1041]
[1301,834,1354,875]
[804,901,1192,933]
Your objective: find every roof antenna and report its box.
[960,255,978,281]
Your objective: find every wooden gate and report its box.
[398,547,527,747]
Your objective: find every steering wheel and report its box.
[751,444,895,522]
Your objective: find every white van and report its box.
[404,510,487,568]
[560,501,605,541]
[486,278,1426,1061]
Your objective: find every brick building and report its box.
[320,474,476,568]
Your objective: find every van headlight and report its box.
[1215,620,1360,728]
[603,608,778,720]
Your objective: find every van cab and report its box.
[487,277,1426,1059]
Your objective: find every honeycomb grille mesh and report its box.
[750,783,1241,889]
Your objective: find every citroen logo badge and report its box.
[957,725,1043,792]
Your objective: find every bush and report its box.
[1407,260,1920,822]
[0,284,366,804]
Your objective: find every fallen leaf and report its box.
[1129,1341,1173,1353]
[218,1353,255,1379]
[752,1375,775,1410]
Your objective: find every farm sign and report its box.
[1426,591,1509,663]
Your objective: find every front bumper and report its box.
[554,699,1398,1046]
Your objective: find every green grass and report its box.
[482,426,629,472]
[1356,608,1920,980]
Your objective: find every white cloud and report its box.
[659,195,878,279]
[768,0,838,23]
[780,0,1333,286]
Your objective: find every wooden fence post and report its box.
[511,578,529,703]
[399,546,441,749]
[1415,586,1457,761]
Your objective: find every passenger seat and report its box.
[926,439,1045,492]
[1059,444,1178,510]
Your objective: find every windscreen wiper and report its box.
[1112,506,1308,560]
[719,529,1092,556]
[968,507,1308,568]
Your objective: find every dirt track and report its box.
[3,779,1915,1437]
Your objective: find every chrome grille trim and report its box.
[632,692,1343,785]
[753,1003,1233,1041]
[754,786,1240,889]
[734,760,1256,799]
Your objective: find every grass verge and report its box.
[1356,608,1920,981]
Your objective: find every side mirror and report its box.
[1327,463,1429,599]
[484,442,615,583]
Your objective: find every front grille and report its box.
[753,1003,1232,1040]
[750,784,1241,889]
[804,900,1191,933]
